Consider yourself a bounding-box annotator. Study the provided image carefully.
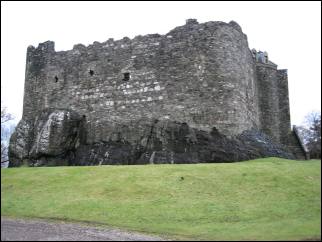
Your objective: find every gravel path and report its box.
[1,217,166,241]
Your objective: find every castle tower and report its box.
[23,41,56,120]
[277,69,292,144]
[254,50,292,145]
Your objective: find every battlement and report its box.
[27,19,248,57]
[28,41,55,53]
[185,18,199,25]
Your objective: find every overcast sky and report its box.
[1,1,321,126]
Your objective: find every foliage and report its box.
[1,158,321,240]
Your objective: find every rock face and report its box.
[9,112,294,167]
[9,109,83,167]
[72,119,294,166]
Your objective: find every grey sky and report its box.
[1,1,321,125]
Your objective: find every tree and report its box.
[1,104,14,165]
[1,106,13,124]
[303,111,321,159]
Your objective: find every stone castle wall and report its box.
[256,63,291,144]
[23,19,263,145]
[10,19,306,167]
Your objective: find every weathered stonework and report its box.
[9,19,307,167]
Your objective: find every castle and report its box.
[9,19,308,167]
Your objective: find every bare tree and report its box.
[1,107,13,124]
[303,111,321,159]
[1,103,14,164]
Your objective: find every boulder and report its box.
[8,119,33,167]
[9,109,83,167]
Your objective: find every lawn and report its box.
[1,158,321,240]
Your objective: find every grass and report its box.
[1,158,321,240]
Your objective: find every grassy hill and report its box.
[1,158,321,240]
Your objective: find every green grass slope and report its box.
[1,158,321,240]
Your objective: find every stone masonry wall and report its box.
[277,69,292,144]
[23,19,260,145]
[256,63,292,146]
[256,63,281,143]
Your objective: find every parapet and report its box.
[185,18,199,25]
[37,41,55,52]
[252,49,279,69]
[252,49,268,64]
[27,41,55,55]
[229,20,242,32]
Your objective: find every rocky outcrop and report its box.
[71,119,294,166]
[9,109,83,167]
[9,110,294,167]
